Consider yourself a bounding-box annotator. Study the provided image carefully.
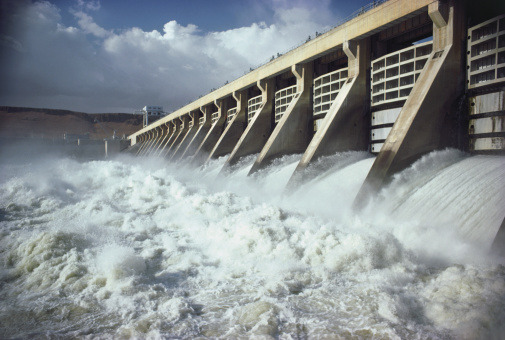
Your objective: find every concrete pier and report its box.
[354,0,466,208]
[222,79,275,170]
[287,39,370,188]
[165,115,189,159]
[170,111,199,160]
[192,98,230,162]
[249,63,313,175]
[206,90,248,162]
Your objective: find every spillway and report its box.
[1,145,503,338]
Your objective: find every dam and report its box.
[2,1,505,337]
[127,0,505,250]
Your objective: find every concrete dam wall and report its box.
[127,0,505,251]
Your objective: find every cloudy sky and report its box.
[0,0,371,113]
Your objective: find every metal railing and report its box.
[211,112,219,124]
[274,85,297,123]
[313,67,348,118]
[247,95,262,122]
[467,14,505,89]
[371,41,432,106]
[226,107,237,125]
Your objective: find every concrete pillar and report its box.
[153,123,171,155]
[146,127,163,156]
[170,112,199,160]
[192,98,230,163]
[159,121,178,157]
[287,39,370,189]
[206,90,248,162]
[179,104,213,160]
[135,133,148,156]
[149,124,168,155]
[165,115,189,159]
[222,78,275,169]
[248,62,314,175]
[145,126,164,156]
[139,130,157,156]
[354,0,465,209]
[491,217,505,257]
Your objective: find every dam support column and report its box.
[146,126,165,156]
[248,62,314,175]
[170,112,199,160]
[134,133,146,155]
[223,78,275,170]
[206,90,248,162]
[151,123,169,155]
[192,98,230,163]
[160,118,182,157]
[180,105,213,160]
[165,115,189,159]
[160,121,178,157]
[139,130,157,156]
[287,39,370,188]
[136,133,150,156]
[354,0,465,208]
[154,123,171,155]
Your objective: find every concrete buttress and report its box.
[248,62,314,175]
[159,121,178,156]
[170,112,199,160]
[146,126,165,156]
[152,123,169,155]
[165,115,189,159]
[287,39,370,189]
[180,105,213,160]
[222,78,275,170]
[192,98,230,163]
[206,90,248,163]
[139,130,157,156]
[154,123,172,156]
[353,0,465,209]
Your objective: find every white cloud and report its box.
[72,10,110,38]
[76,0,100,12]
[0,1,332,113]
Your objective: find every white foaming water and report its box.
[0,146,504,339]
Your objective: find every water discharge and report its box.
[0,145,504,338]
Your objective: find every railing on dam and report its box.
[467,14,505,89]
[247,95,262,123]
[371,41,432,107]
[467,15,505,152]
[313,68,348,131]
[211,111,219,124]
[226,108,237,125]
[274,85,297,123]
[369,41,433,153]
[188,120,193,129]
[199,117,205,125]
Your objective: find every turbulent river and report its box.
[1,143,504,339]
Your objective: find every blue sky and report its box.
[0,0,375,113]
[51,0,372,32]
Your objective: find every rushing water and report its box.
[0,143,504,339]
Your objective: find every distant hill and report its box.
[0,106,143,140]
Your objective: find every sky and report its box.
[0,0,373,113]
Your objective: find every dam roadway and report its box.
[127,0,505,251]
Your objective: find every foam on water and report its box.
[0,147,504,338]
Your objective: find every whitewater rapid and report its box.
[0,146,504,338]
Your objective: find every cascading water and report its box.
[0,143,504,339]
